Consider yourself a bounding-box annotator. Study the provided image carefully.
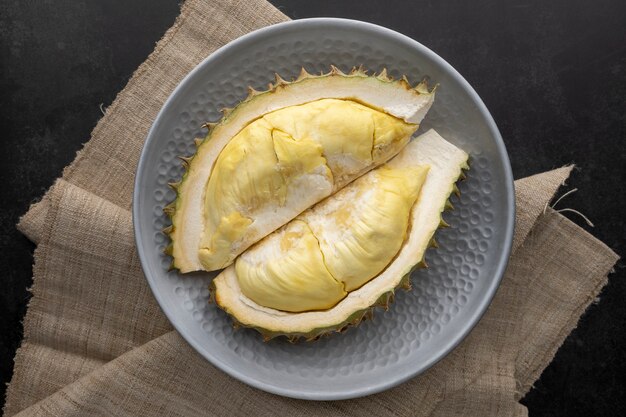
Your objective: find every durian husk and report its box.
[209,273,411,343]
[211,130,469,342]
[163,66,435,273]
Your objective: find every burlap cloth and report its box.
[5,0,618,416]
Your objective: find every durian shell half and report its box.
[211,129,469,341]
[165,67,435,273]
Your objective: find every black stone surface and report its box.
[1,0,624,414]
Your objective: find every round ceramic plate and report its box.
[133,18,514,400]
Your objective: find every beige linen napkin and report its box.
[5,0,618,416]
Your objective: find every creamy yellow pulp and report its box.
[235,165,429,312]
[199,98,417,270]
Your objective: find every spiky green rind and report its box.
[162,66,435,271]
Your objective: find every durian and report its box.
[165,67,435,272]
[212,129,468,341]
[163,68,470,341]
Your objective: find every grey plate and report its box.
[133,18,514,401]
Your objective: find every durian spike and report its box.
[202,122,217,130]
[377,68,390,81]
[430,238,439,248]
[329,64,345,76]
[164,244,173,256]
[400,274,412,290]
[178,156,192,169]
[445,200,455,211]
[274,73,288,86]
[381,295,393,311]
[246,86,261,99]
[168,181,181,192]
[440,218,450,228]
[399,75,411,89]
[296,67,311,81]
[415,79,431,94]
[194,137,203,147]
[377,291,394,310]
[162,225,174,234]
[220,107,234,117]
[163,202,176,216]
[354,64,367,76]
[453,184,461,197]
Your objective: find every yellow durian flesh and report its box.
[199,98,417,271]
[307,165,429,292]
[262,99,416,184]
[234,165,429,312]
[235,220,346,313]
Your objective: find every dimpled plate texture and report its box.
[133,18,514,400]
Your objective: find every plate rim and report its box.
[133,17,515,401]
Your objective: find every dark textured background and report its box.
[1,0,624,415]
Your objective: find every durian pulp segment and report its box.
[234,165,429,312]
[199,98,417,271]
[235,220,347,313]
[307,166,429,292]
